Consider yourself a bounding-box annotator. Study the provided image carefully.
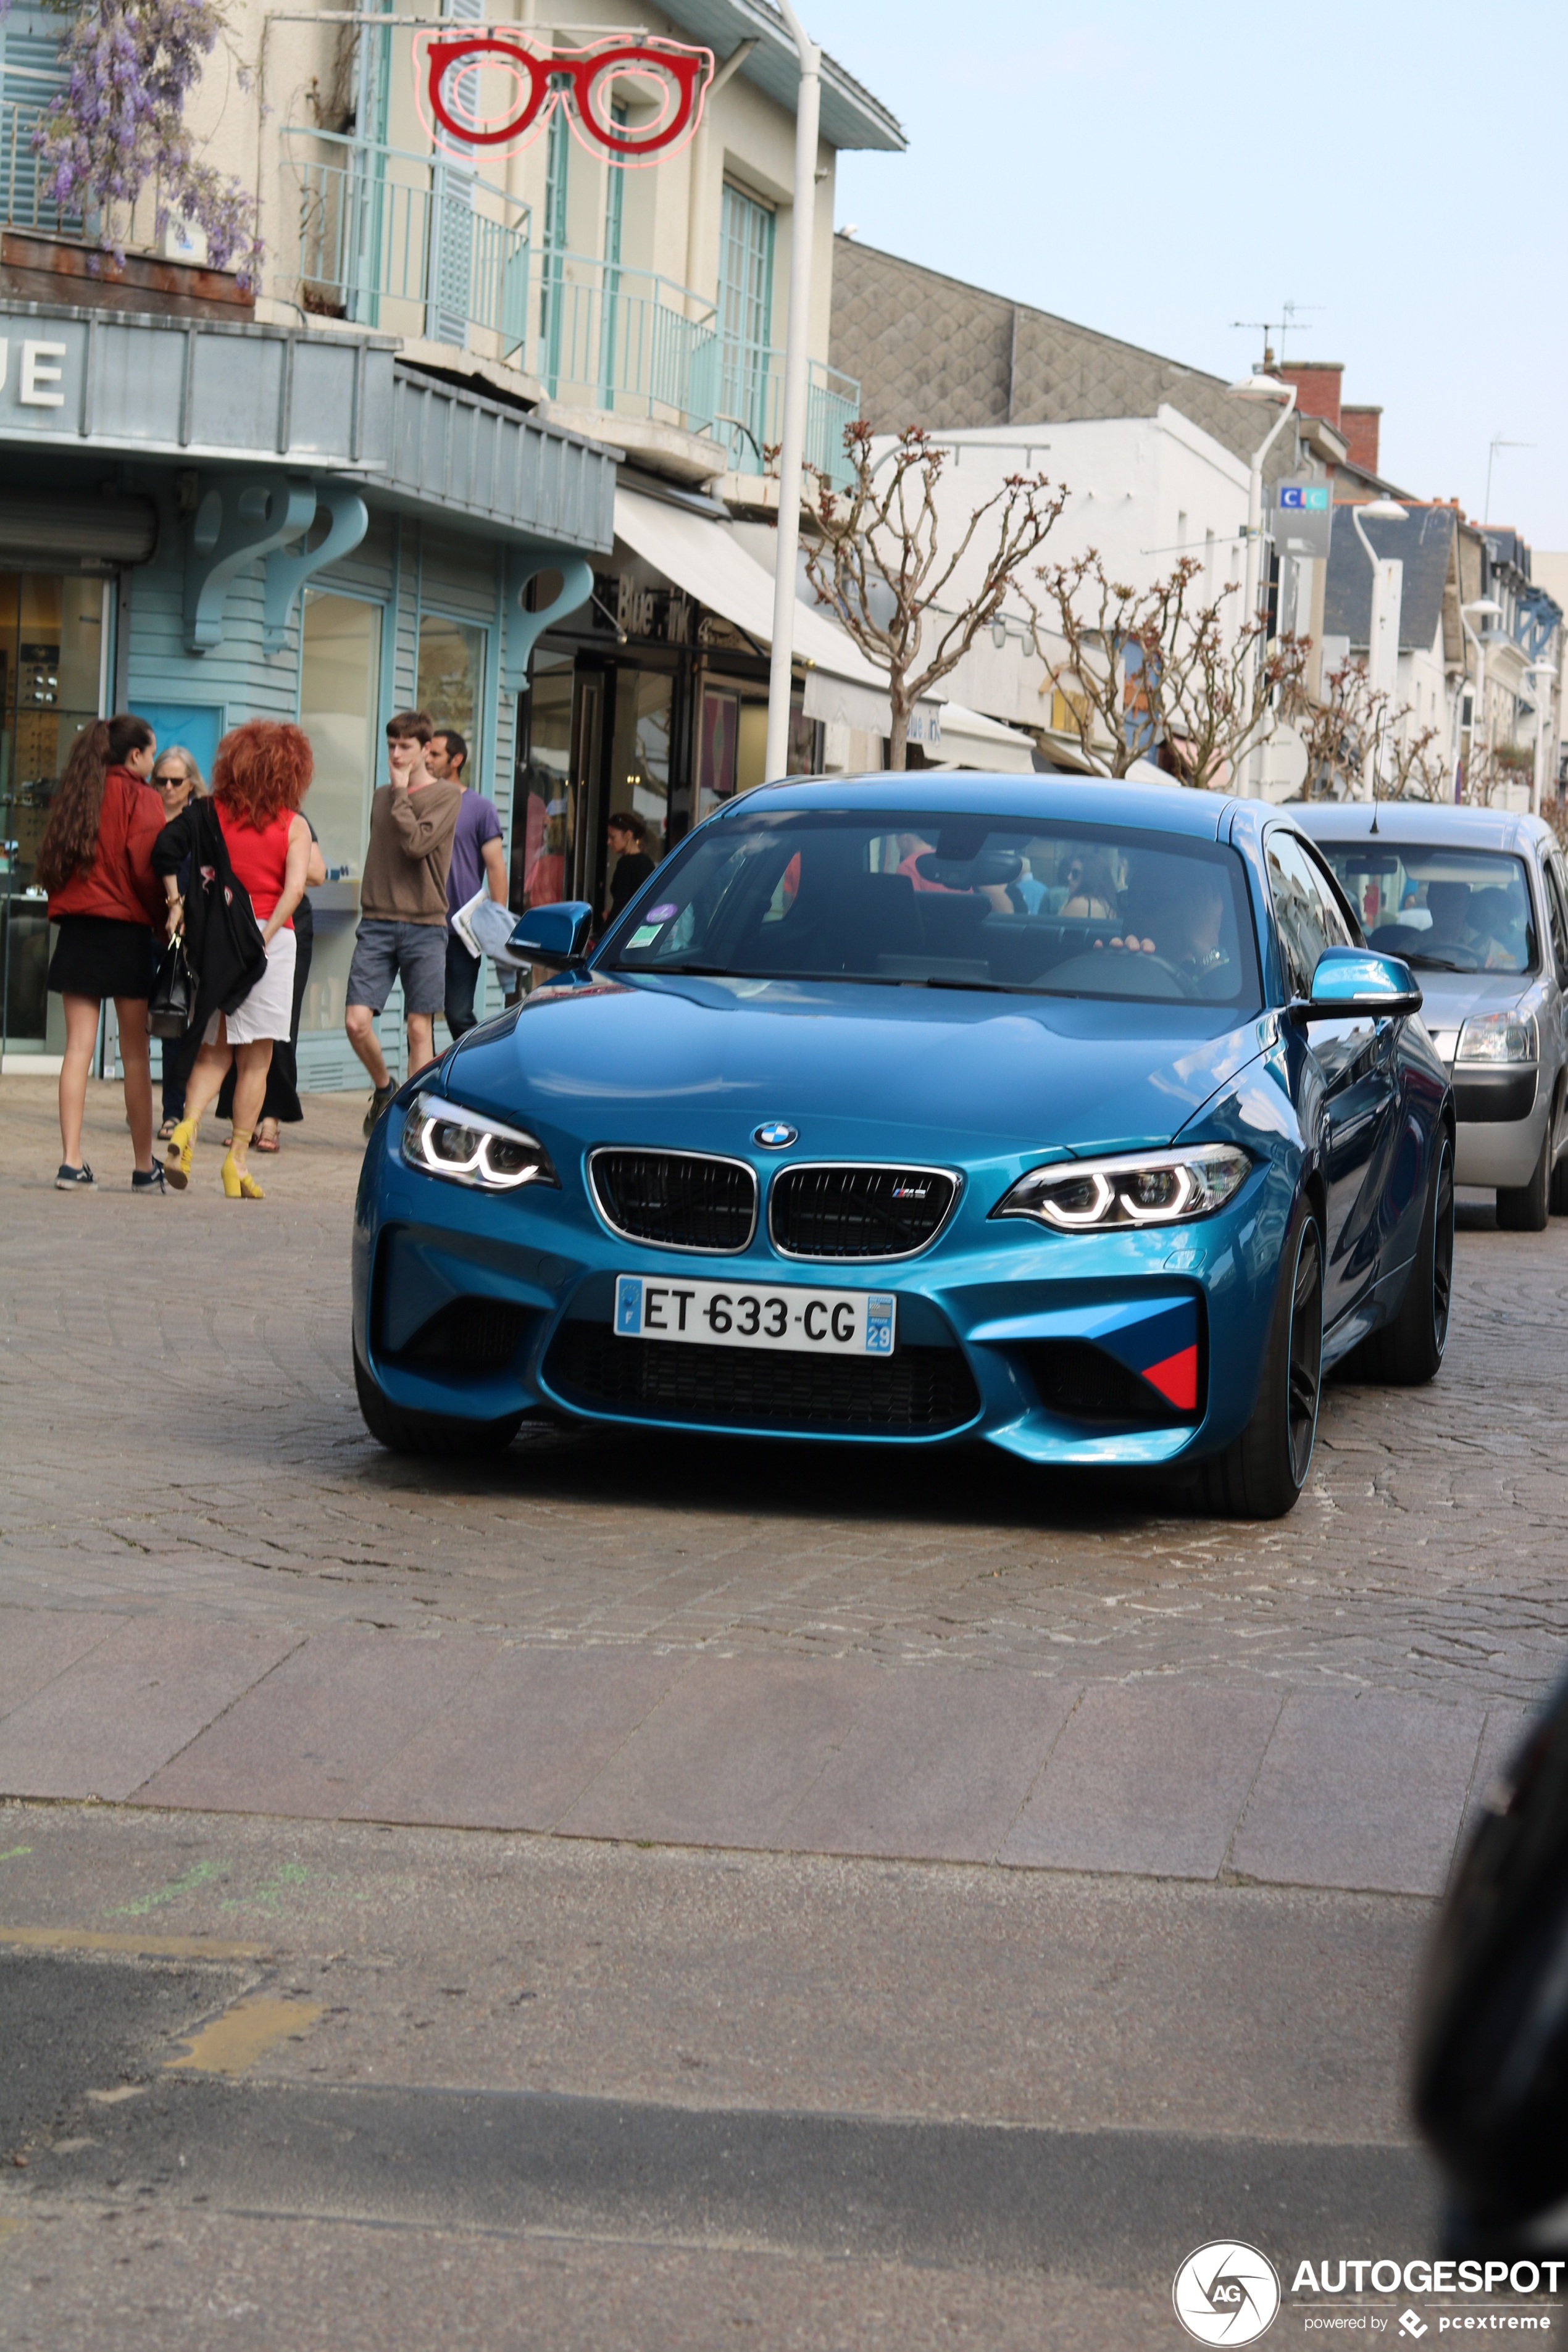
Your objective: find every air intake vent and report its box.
[1024,1340,1199,1427]
[391,1296,538,1375]
[769,1165,958,1259]
[546,1323,980,1436]
[590,1151,757,1253]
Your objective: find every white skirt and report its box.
[205,925,296,1048]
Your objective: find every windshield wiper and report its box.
[1401,953,1471,972]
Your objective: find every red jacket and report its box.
[47,767,165,926]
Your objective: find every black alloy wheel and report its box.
[1359,1128,1454,1385]
[1198,1204,1323,1520]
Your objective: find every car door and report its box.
[1539,852,1568,1149]
[1265,828,1396,1333]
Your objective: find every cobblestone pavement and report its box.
[3,1075,1566,1710]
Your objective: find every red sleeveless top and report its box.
[216,803,294,928]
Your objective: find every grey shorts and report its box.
[346,920,448,1018]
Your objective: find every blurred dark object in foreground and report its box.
[1414,1671,1568,2256]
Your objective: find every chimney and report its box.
[1341,406,1382,478]
[1278,363,1343,432]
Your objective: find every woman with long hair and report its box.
[149,745,207,1141]
[37,711,165,1193]
[155,719,314,1201]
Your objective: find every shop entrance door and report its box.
[511,654,606,917]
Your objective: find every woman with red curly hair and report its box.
[152,719,314,1200]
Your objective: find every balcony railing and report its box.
[0,98,85,238]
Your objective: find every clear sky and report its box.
[825,0,1568,551]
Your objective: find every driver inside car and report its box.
[1099,862,1230,982]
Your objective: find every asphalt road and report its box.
[1,1075,1566,2348]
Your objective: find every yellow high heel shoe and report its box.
[164,1116,198,1190]
[221,1128,264,1201]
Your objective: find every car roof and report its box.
[1289,799,1551,857]
[732,772,1235,840]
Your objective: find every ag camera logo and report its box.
[1173,2241,1282,2344]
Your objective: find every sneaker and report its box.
[363,1083,397,1138]
[56,1163,96,1190]
[132,1161,166,1196]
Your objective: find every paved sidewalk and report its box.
[0,1608,1522,1893]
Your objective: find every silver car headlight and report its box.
[400,1091,559,1192]
[1456,1010,1537,1065]
[996,1144,1251,1232]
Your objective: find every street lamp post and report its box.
[1459,596,1503,804]
[1524,659,1558,815]
[1350,497,1407,798]
[1226,373,1298,796]
[762,0,822,785]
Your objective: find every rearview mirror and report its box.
[509,901,594,964]
[1302,946,1421,1020]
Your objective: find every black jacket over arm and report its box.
[152,799,267,1030]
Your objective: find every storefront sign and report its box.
[1274,479,1333,561]
[417,33,712,165]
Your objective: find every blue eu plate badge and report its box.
[615,1275,643,1335]
[865,1295,895,1355]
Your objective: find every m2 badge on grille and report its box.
[615,1275,896,1357]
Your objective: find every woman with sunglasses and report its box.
[149,746,207,1141]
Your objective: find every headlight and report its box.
[995,1144,1251,1232]
[1456,1010,1537,1065]
[399,1091,559,1192]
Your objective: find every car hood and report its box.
[448,975,1269,1161]
[1405,965,1541,1044]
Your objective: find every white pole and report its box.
[764,0,820,784]
[1240,387,1296,797]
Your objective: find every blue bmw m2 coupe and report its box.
[353,777,1455,1517]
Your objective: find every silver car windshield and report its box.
[600,813,1262,1009]
[1317,844,1538,976]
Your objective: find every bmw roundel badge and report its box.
[754,1122,798,1149]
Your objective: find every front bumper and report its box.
[353,1107,1296,1467]
[1451,1064,1546,1188]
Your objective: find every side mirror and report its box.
[509,901,594,964]
[1302,945,1422,1020]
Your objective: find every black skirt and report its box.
[48,914,156,1001]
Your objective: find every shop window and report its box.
[416,613,485,780]
[698,682,815,819]
[0,573,105,1056]
[298,588,381,1036]
[513,651,575,911]
[608,668,673,863]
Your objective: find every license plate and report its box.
[614,1274,896,1356]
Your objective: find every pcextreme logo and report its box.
[1174,2241,1283,2344]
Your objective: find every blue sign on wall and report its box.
[1278,484,1330,512]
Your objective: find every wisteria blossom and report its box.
[33,0,263,291]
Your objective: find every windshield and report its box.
[1316,843,1538,975]
[598,812,1262,1009]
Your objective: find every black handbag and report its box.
[148,927,196,1038]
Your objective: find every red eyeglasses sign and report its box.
[415,32,714,167]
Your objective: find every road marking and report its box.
[0,1925,264,1959]
[167,1995,325,2075]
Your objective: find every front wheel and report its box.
[353,1349,523,1458]
[1498,1119,1550,1232]
[1197,1204,1324,1520]
[1359,1128,1454,1383]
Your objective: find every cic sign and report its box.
[415,32,713,166]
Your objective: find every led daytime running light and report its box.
[996,1145,1250,1233]
[400,1092,559,1193]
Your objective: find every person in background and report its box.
[216,807,326,1152]
[1061,851,1120,922]
[344,710,462,1135]
[427,725,505,1038]
[157,720,314,1201]
[149,745,207,1142]
[36,712,165,1194]
[603,810,655,929]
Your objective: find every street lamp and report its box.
[1227,373,1298,796]
[763,0,822,785]
[1349,496,1407,799]
[1459,596,1503,804]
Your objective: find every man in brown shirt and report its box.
[345,709,464,1133]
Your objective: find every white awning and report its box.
[614,488,936,738]
[925,701,1038,774]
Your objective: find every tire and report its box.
[1358,1127,1454,1385]
[1497,1119,1551,1232]
[1549,1088,1568,1214]
[1198,1203,1324,1520]
[354,1348,523,1458]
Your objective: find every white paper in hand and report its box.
[456,890,528,968]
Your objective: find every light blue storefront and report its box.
[0,298,613,1086]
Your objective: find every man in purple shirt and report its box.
[427,728,506,1036]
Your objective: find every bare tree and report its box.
[1385,719,1448,801]
[1286,659,1390,801]
[804,424,1065,770]
[1025,551,1307,790]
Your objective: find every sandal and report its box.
[254,1123,281,1154]
[157,1117,178,1142]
